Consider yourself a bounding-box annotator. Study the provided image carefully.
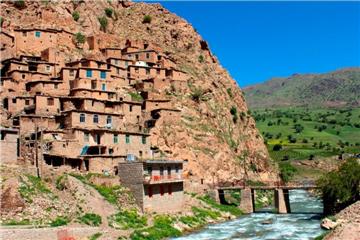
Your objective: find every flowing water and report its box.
[174,190,326,240]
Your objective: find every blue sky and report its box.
[147,1,360,87]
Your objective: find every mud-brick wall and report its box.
[118,162,144,210]
[0,131,19,164]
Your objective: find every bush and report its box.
[72,11,80,21]
[98,16,108,32]
[142,15,152,24]
[129,92,143,102]
[198,55,205,63]
[317,158,360,215]
[190,87,205,102]
[14,0,25,9]
[105,8,113,17]
[89,233,102,240]
[78,213,102,226]
[197,195,243,216]
[226,88,233,98]
[279,162,297,182]
[55,174,67,190]
[74,32,86,44]
[272,144,282,151]
[50,217,69,227]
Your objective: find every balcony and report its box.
[143,174,183,185]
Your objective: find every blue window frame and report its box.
[80,113,85,123]
[100,71,106,79]
[86,70,92,78]
[125,135,130,144]
[35,31,41,38]
[101,83,106,91]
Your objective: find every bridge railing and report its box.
[217,180,316,188]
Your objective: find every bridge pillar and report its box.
[274,188,290,214]
[239,188,254,214]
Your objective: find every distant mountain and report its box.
[243,68,360,109]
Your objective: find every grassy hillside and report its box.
[252,107,360,163]
[244,68,360,109]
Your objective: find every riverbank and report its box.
[323,201,360,240]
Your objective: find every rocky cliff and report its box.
[0,0,276,187]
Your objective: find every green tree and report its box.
[143,15,152,24]
[317,158,360,215]
[98,16,108,32]
[105,8,113,17]
[72,11,80,21]
[74,32,86,44]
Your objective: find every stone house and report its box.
[0,127,19,164]
[118,160,184,213]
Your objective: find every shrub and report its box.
[279,162,297,182]
[14,0,25,9]
[129,92,143,102]
[0,17,4,27]
[198,55,205,63]
[197,195,243,216]
[142,15,152,24]
[272,144,282,151]
[78,213,102,226]
[89,233,102,240]
[105,8,113,17]
[226,88,233,98]
[50,217,69,227]
[74,32,86,44]
[317,158,360,215]
[190,87,205,102]
[72,11,80,21]
[56,174,67,190]
[98,16,108,32]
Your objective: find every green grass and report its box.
[314,232,329,240]
[78,213,102,226]
[197,195,243,216]
[89,233,102,240]
[108,210,147,230]
[252,107,360,164]
[50,216,69,227]
[18,175,53,203]
[130,215,181,240]
[2,219,30,226]
[129,92,143,102]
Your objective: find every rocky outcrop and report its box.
[0,0,277,188]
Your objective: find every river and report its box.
[174,190,326,240]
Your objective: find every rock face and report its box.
[0,0,276,188]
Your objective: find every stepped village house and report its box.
[0,27,188,212]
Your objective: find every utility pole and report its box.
[35,125,40,178]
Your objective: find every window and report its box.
[95,134,100,144]
[100,71,106,79]
[22,31,27,37]
[160,185,164,196]
[84,133,89,142]
[91,81,97,90]
[125,134,130,144]
[69,70,75,77]
[46,66,51,72]
[54,84,58,89]
[147,166,152,175]
[113,134,118,143]
[25,99,30,105]
[168,185,172,195]
[35,31,41,38]
[135,54,139,60]
[47,98,54,106]
[115,60,119,65]
[106,116,112,124]
[116,68,120,75]
[167,166,171,176]
[22,74,25,79]
[80,113,85,123]
[146,53,150,59]
[146,68,150,75]
[12,98,16,104]
[129,105,133,112]
[175,166,179,173]
[142,136,146,144]
[101,83,106,91]
[125,62,128,67]
[109,148,114,155]
[93,114,99,123]
[86,69,92,78]
[160,167,164,176]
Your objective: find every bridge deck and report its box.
[218,185,318,190]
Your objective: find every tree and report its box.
[105,8,113,17]
[14,0,25,9]
[74,32,86,44]
[98,16,108,32]
[272,144,282,151]
[317,158,360,215]
[279,162,297,182]
[72,11,80,21]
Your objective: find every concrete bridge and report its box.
[214,180,318,214]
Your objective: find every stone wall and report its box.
[118,162,144,209]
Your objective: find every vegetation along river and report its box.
[174,190,326,240]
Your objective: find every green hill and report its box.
[243,68,360,109]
